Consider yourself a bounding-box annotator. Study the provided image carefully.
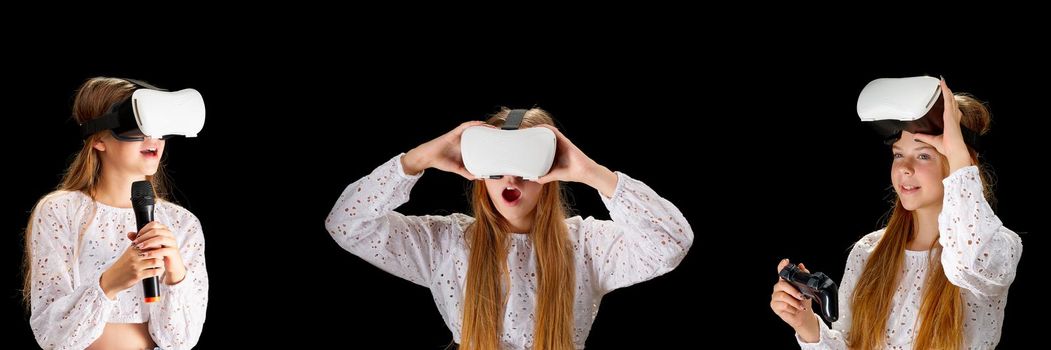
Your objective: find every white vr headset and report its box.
[80,78,205,141]
[460,109,556,181]
[857,75,978,146]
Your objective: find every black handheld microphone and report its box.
[131,181,160,303]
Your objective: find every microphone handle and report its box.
[134,204,160,303]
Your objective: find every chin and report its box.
[896,195,917,211]
[496,211,521,221]
[900,197,938,211]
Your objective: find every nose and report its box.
[499,175,524,187]
[898,159,913,176]
[140,137,164,150]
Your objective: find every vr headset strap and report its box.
[961,127,982,150]
[79,112,121,138]
[121,78,167,92]
[503,109,527,130]
[78,78,167,139]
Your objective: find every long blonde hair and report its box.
[21,77,170,307]
[459,108,575,350]
[848,94,993,350]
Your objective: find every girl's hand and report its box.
[771,258,821,343]
[402,121,489,180]
[99,230,166,299]
[912,78,973,173]
[535,125,618,198]
[132,222,186,285]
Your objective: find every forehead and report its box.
[891,131,924,149]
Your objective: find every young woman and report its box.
[326,108,694,349]
[771,79,1023,349]
[24,77,209,349]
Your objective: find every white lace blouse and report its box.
[798,166,1023,349]
[326,154,694,349]
[29,190,209,350]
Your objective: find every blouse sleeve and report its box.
[938,165,1022,298]
[148,206,209,350]
[29,195,115,350]
[577,172,694,293]
[325,154,463,287]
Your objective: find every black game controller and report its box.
[779,263,839,323]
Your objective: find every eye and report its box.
[918,153,932,160]
[893,153,904,159]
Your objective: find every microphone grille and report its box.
[131,181,155,206]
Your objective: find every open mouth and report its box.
[900,184,920,194]
[140,147,158,157]
[502,186,522,203]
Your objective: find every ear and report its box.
[92,139,106,152]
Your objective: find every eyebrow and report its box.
[892,145,935,152]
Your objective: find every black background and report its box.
[3,43,1044,348]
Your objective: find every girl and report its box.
[325,108,694,349]
[24,77,209,349]
[770,79,1023,349]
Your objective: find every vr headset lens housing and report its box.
[460,109,557,181]
[857,76,944,145]
[81,83,205,142]
[461,126,556,180]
